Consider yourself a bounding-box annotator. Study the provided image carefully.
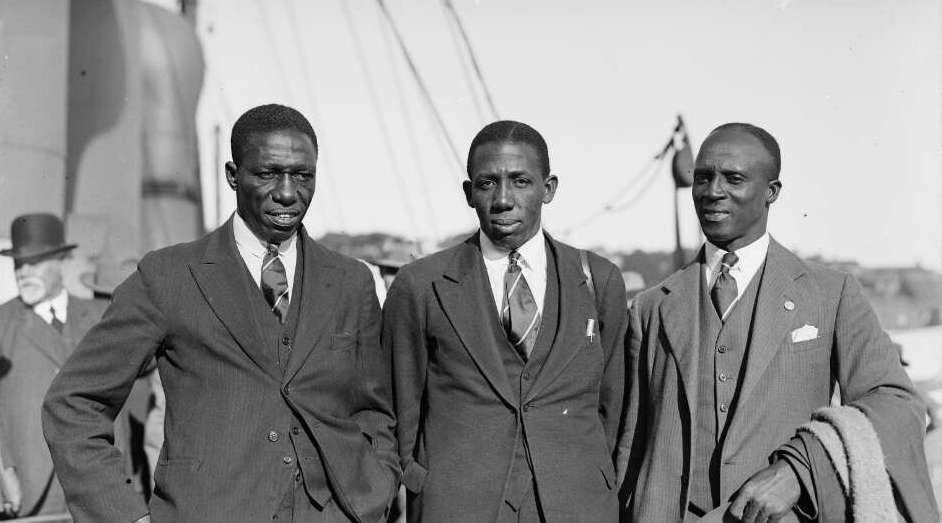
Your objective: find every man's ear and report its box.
[766,179,782,206]
[225,161,239,190]
[462,180,474,208]
[542,174,558,204]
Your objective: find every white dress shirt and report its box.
[33,288,69,324]
[480,228,547,316]
[232,212,298,297]
[703,232,770,319]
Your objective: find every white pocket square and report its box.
[790,324,818,343]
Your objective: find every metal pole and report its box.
[673,188,685,269]
[214,124,222,227]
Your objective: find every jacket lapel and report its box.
[433,236,515,407]
[189,219,275,378]
[736,238,807,402]
[283,234,341,383]
[18,303,69,367]
[525,238,593,399]
[657,255,704,412]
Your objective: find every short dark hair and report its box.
[466,120,550,178]
[707,122,781,179]
[230,104,318,164]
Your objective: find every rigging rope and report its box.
[375,0,465,182]
[338,0,425,238]
[442,0,499,120]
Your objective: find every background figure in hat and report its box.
[0,213,108,518]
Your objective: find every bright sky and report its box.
[161,0,941,270]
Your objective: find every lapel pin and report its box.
[784,300,795,311]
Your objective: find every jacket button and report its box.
[523,403,532,412]
[283,456,294,464]
[291,427,301,436]
[283,385,292,396]
[268,431,280,442]
[282,336,290,346]
[719,403,728,413]
[718,373,728,382]
[522,372,531,380]
[717,345,728,353]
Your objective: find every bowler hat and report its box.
[0,213,77,261]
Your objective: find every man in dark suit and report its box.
[42,104,399,523]
[384,120,628,523]
[617,123,939,522]
[0,213,108,518]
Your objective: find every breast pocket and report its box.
[788,337,827,353]
[329,332,355,351]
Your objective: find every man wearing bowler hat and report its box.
[0,213,108,518]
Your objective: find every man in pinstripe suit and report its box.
[617,123,938,522]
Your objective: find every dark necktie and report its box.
[711,252,739,320]
[501,250,541,360]
[50,305,65,334]
[261,244,290,323]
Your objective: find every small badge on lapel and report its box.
[784,300,795,311]
[790,324,818,343]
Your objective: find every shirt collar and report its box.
[34,288,69,319]
[704,232,770,275]
[479,227,546,271]
[232,212,297,258]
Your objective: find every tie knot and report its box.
[720,252,739,272]
[266,243,279,257]
[508,250,521,270]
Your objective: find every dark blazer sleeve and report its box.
[616,301,645,491]
[349,263,401,506]
[382,268,428,494]
[42,259,166,523]
[590,255,629,453]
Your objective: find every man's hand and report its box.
[728,460,801,523]
[0,466,21,517]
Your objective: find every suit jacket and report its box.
[42,220,399,523]
[617,238,939,522]
[384,234,628,522]
[0,295,106,516]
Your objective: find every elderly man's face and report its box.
[692,129,780,251]
[226,129,317,245]
[463,141,557,251]
[15,256,65,306]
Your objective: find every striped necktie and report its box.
[711,251,739,320]
[501,250,541,360]
[262,243,290,323]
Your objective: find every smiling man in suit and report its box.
[616,123,938,522]
[0,213,107,518]
[42,104,398,523]
[385,120,628,523]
